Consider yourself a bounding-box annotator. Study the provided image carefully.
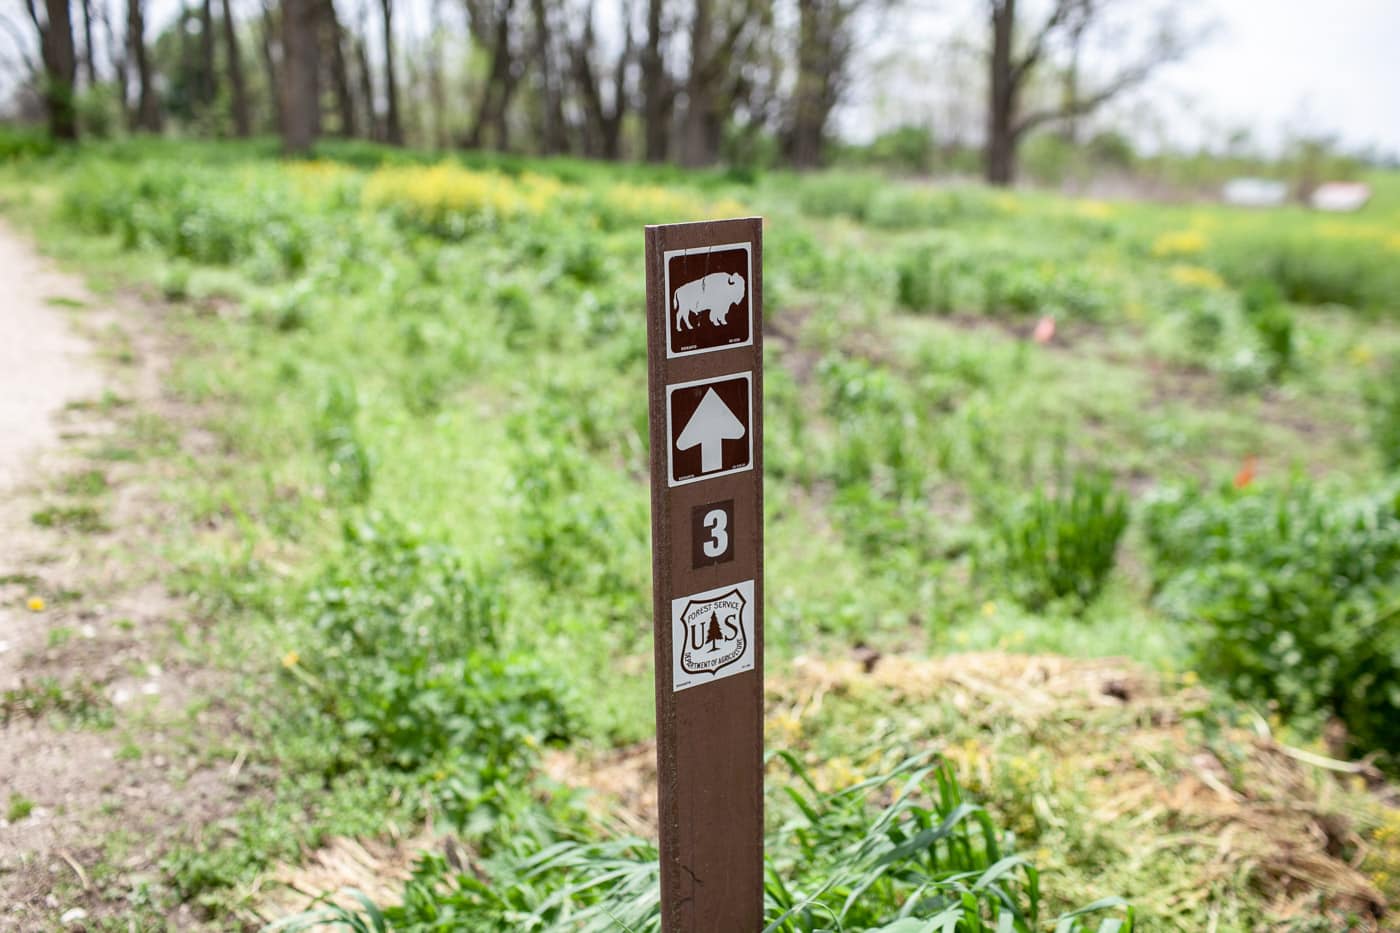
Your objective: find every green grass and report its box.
[31,503,108,533]
[0,140,1396,929]
[6,793,34,823]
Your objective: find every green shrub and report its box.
[1239,279,1294,377]
[1210,231,1400,312]
[866,185,996,230]
[1366,356,1400,471]
[796,172,883,221]
[895,246,939,311]
[866,125,937,174]
[1143,480,1400,758]
[983,468,1128,611]
[818,356,928,499]
[312,380,374,504]
[59,162,314,272]
[301,518,573,772]
[0,127,57,160]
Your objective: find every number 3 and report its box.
[702,509,729,558]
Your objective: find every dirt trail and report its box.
[0,222,102,488]
[0,221,240,929]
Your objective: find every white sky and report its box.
[1158,0,1400,156]
[845,0,1400,158]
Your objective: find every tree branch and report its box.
[0,9,38,70]
[1012,57,1154,138]
[1010,0,1081,85]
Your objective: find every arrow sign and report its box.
[665,372,752,487]
[676,388,746,472]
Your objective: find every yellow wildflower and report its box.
[767,709,803,746]
[1075,200,1115,221]
[362,163,563,228]
[26,596,45,612]
[281,650,300,668]
[1168,264,1226,291]
[1151,229,1208,258]
[818,756,859,792]
[981,601,997,617]
[993,193,1021,214]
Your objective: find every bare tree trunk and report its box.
[259,0,280,132]
[40,0,80,138]
[378,0,401,143]
[79,0,96,86]
[222,0,252,134]
[281,0,319,153]
[101,0,130,121]
[466,0,517,150]
[680,0,715,166]
[640,0,668,161]
[426,0,445,146]
[354,31,378,139]
[985,0,1017,186]
[528,0,564,154]
[128,0,160,129]
[569,0,629,159]
[322,0,355,135]
[199,0,217,108]
[784,0,843,169]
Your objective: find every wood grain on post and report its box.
[645,217,764,932]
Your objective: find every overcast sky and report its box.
[1159,0,1400,156]
[846,0,1400,157]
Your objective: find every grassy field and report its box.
[1,137,1397,930]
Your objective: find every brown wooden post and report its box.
[645,217,764,932]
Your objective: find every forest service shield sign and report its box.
[671,580,756,692]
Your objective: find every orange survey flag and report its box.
[1233,456,1258,489]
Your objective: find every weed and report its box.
[312,380,373,504]
[7,793,34,823]
[91,444,140,461]
[982,468,1128,611]
[1366,355,1400,471]
[1,677,112,727]
[31,503,109,533]
[59,468,109,497]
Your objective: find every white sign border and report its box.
[665,370,754,488]
[671,579,756,692]
[663,241,755,360]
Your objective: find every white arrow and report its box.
[676,388,745,473]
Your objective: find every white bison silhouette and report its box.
[673,272,746,332]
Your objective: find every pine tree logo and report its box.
[676,587,749,679]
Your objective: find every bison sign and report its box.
[674,272,745,332]
[664,242,753,357]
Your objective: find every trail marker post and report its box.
[645,218,764,931]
